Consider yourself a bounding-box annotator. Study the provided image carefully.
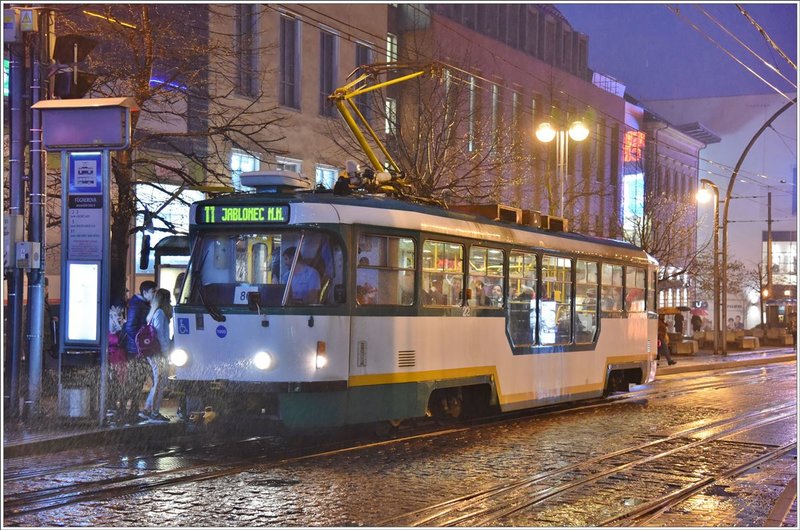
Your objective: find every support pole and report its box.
[722,97,795,354]
[7,40,27,419]
[25,11,48,419]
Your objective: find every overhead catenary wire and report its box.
[695,5,796,89]
[736,3,797,70]
[666,4,795,103]
[267,3,795,193]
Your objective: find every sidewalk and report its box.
[657,344,796,375]
[4,346,796,458]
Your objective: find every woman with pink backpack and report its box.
[138,288,173,422]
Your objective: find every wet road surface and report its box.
[4,360,796,526]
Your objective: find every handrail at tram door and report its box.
[328,62,441,174]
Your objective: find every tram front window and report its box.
[183,230,343,307]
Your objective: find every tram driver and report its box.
[282,246,321,304]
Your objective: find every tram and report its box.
[168,170,658,429]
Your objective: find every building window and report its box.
[135,183,205,273]
[231,149,260,191]
[386,33,398,63]
[279,14,300,109]
[385,97,396,135]
[319,29,337,117]
[235,4,259,97]
[355,43,373,121]
[491,84,500,146]
[315,164,338,189]
[276,156,302,173]
[468,76,476,152]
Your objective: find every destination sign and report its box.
[197,205,289,224]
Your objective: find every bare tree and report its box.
[620,189,708,289]
[52,5,286,302]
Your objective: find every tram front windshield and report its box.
[180,229,343,307]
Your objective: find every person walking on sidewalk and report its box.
[658,315,677,366]
[142,288,173,422]
[124,280,156,424]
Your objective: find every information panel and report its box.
[196,204,290,224]
[65,261,100,343]
[67,153,104,261]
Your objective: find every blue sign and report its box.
[177,317,190,335]
[69,152,103,194]
[215,325,227,338]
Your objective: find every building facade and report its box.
[645,93,797,328]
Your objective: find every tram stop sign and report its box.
[31,97,138,350]
[32,97,138,150]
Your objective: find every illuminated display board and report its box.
[197,204,289,224]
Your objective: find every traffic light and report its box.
[51,34,97,99]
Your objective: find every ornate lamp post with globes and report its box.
[535,119,589,218]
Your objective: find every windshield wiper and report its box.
[191,248,226,322]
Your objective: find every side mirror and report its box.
[139,234,151,270]
[333,284,346,304]
[247,291,262,311]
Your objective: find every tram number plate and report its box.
[234,284,259,304]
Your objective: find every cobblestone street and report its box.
[4,360,795,527]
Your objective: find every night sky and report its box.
[555,3,797,100]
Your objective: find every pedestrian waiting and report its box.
[139,288,173,423]
[123,280,156,424]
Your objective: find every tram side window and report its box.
[356,234,415,306]
[468,246,504,308]
[507,251,537,347]
[601,263,624,312]
[422,240,464,307]
[575,260,598,343]
[625,266,646,312]
[541,255,572,345]
[650,270,657,311]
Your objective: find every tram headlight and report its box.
[253,351,273,370]
[170,348,189,367]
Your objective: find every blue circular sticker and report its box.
[216,325,227,338]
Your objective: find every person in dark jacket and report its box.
[124,280,156,423]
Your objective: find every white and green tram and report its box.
[169,173,659,429]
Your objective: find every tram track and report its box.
[3,362,793,519]
[377,401,796,526]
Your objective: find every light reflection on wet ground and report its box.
[4,363,796,527]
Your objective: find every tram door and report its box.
[153,235,190,303]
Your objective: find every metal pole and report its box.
[766,191,773,300]
[722,97,796,354]
[97,150,111,427]
[25,14,47,418]
[558,130,565,217]
[701,179,720,355]
[7,40,27,419]
[712,188,720,355]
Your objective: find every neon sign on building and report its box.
[624,130,646,163]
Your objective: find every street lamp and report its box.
[535,120,589,217]
[697,179,720,355]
